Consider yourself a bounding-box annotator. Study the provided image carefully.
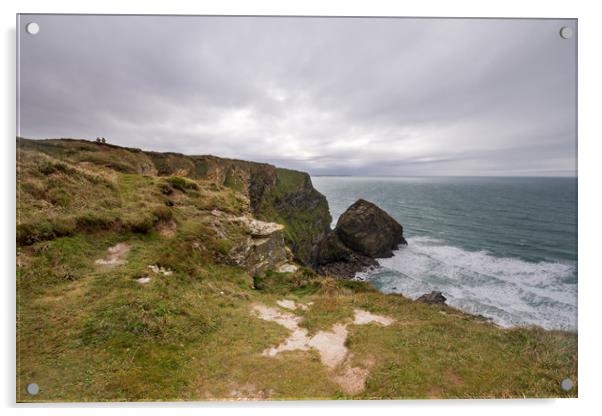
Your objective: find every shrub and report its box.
[75,212,116,231]
[19,182,47,200]
[17,220,74,245]
[159,184,173,195]
[38,161,73,176]
[152,205,173,222]
[128,216,155,234]
[215,239,232,255]
[47,188,71,207]
[166,176,198,192]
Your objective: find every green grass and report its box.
[17,236,577,401]
[16,138,578,401]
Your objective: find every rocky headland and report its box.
[316,199,407,278]
[16,137,576,401]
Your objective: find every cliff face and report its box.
[147,147,332,265]
[18,138,331,266]
[252,168,331,265]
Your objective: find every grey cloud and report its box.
[18,15,576,176]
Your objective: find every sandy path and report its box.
[252,300,394,394]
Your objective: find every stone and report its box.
[417,291,447,305]
[314,199,407,278]
[235,216,285,237]
[276,263,298,273]
[335,199,407,258]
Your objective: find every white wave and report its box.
[359,236,577,330]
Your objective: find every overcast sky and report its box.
[18,15,576,176]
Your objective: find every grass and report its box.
[16,138,578,401]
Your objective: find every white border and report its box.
[3,1,600,415]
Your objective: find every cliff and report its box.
[17,138,331,266]
[146,150,332,265]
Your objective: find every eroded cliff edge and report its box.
[18,138,332,267]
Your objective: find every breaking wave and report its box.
[357,236,577,330]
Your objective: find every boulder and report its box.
[235,216,285,237]
[315,232,354,265]
[417,291,447,305]
[335,199,407,258]
[314,199,407,279]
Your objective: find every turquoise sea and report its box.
[311,176,577,330]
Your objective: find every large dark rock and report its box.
[335,199,407,258]
[417,291,447,305]
[315,199,407,278]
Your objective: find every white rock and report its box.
[277,263,298,273]
[148,264,173,276]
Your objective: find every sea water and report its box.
[311,176,577,330]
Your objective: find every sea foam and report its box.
[358,236,577,330]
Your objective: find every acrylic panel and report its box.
[16,15,577,402]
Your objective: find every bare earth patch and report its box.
[94,242,130,266]
[252,301,394,395]
[332,355,374,396]
[353,309,395,326]
[276,299,309,311]
[307,324,349,368]
[156,219,177,238]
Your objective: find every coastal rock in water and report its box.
[335,199,407,258]
[315,199,406,278]
[315,232,354,264]
[417,291,447,305]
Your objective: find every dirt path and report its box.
[94,242,130,266]
[251,300,394,395]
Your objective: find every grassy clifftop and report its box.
[16,138,577,401]
[17,138,331,265]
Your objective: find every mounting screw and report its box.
[25,22,40,35]
[26,383,39,395]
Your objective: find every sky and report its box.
[18,15,577,176]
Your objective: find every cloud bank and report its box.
[18,15,577,176]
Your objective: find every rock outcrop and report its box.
[417,291,447,305]
[335,199,407,257]
[316,199,407,278]
[223,216,293,276]
[145,147,332,266]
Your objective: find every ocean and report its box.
[311,176,577,330]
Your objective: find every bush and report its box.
[38,161,73,176]
[152,206,173,222]
[47,188,71,207]
[75,212,116,231]
[215,239,232,255]
[166,176,198,192]
[128,216,155,234]
[17,220,74,245]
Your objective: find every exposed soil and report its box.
[94,242,130,266]
[353,309,394,326]
[307,324,349,368]
[332,355,373,396]
[252,300,394,394]
[156,219,177,238]
[276,299,309,311]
